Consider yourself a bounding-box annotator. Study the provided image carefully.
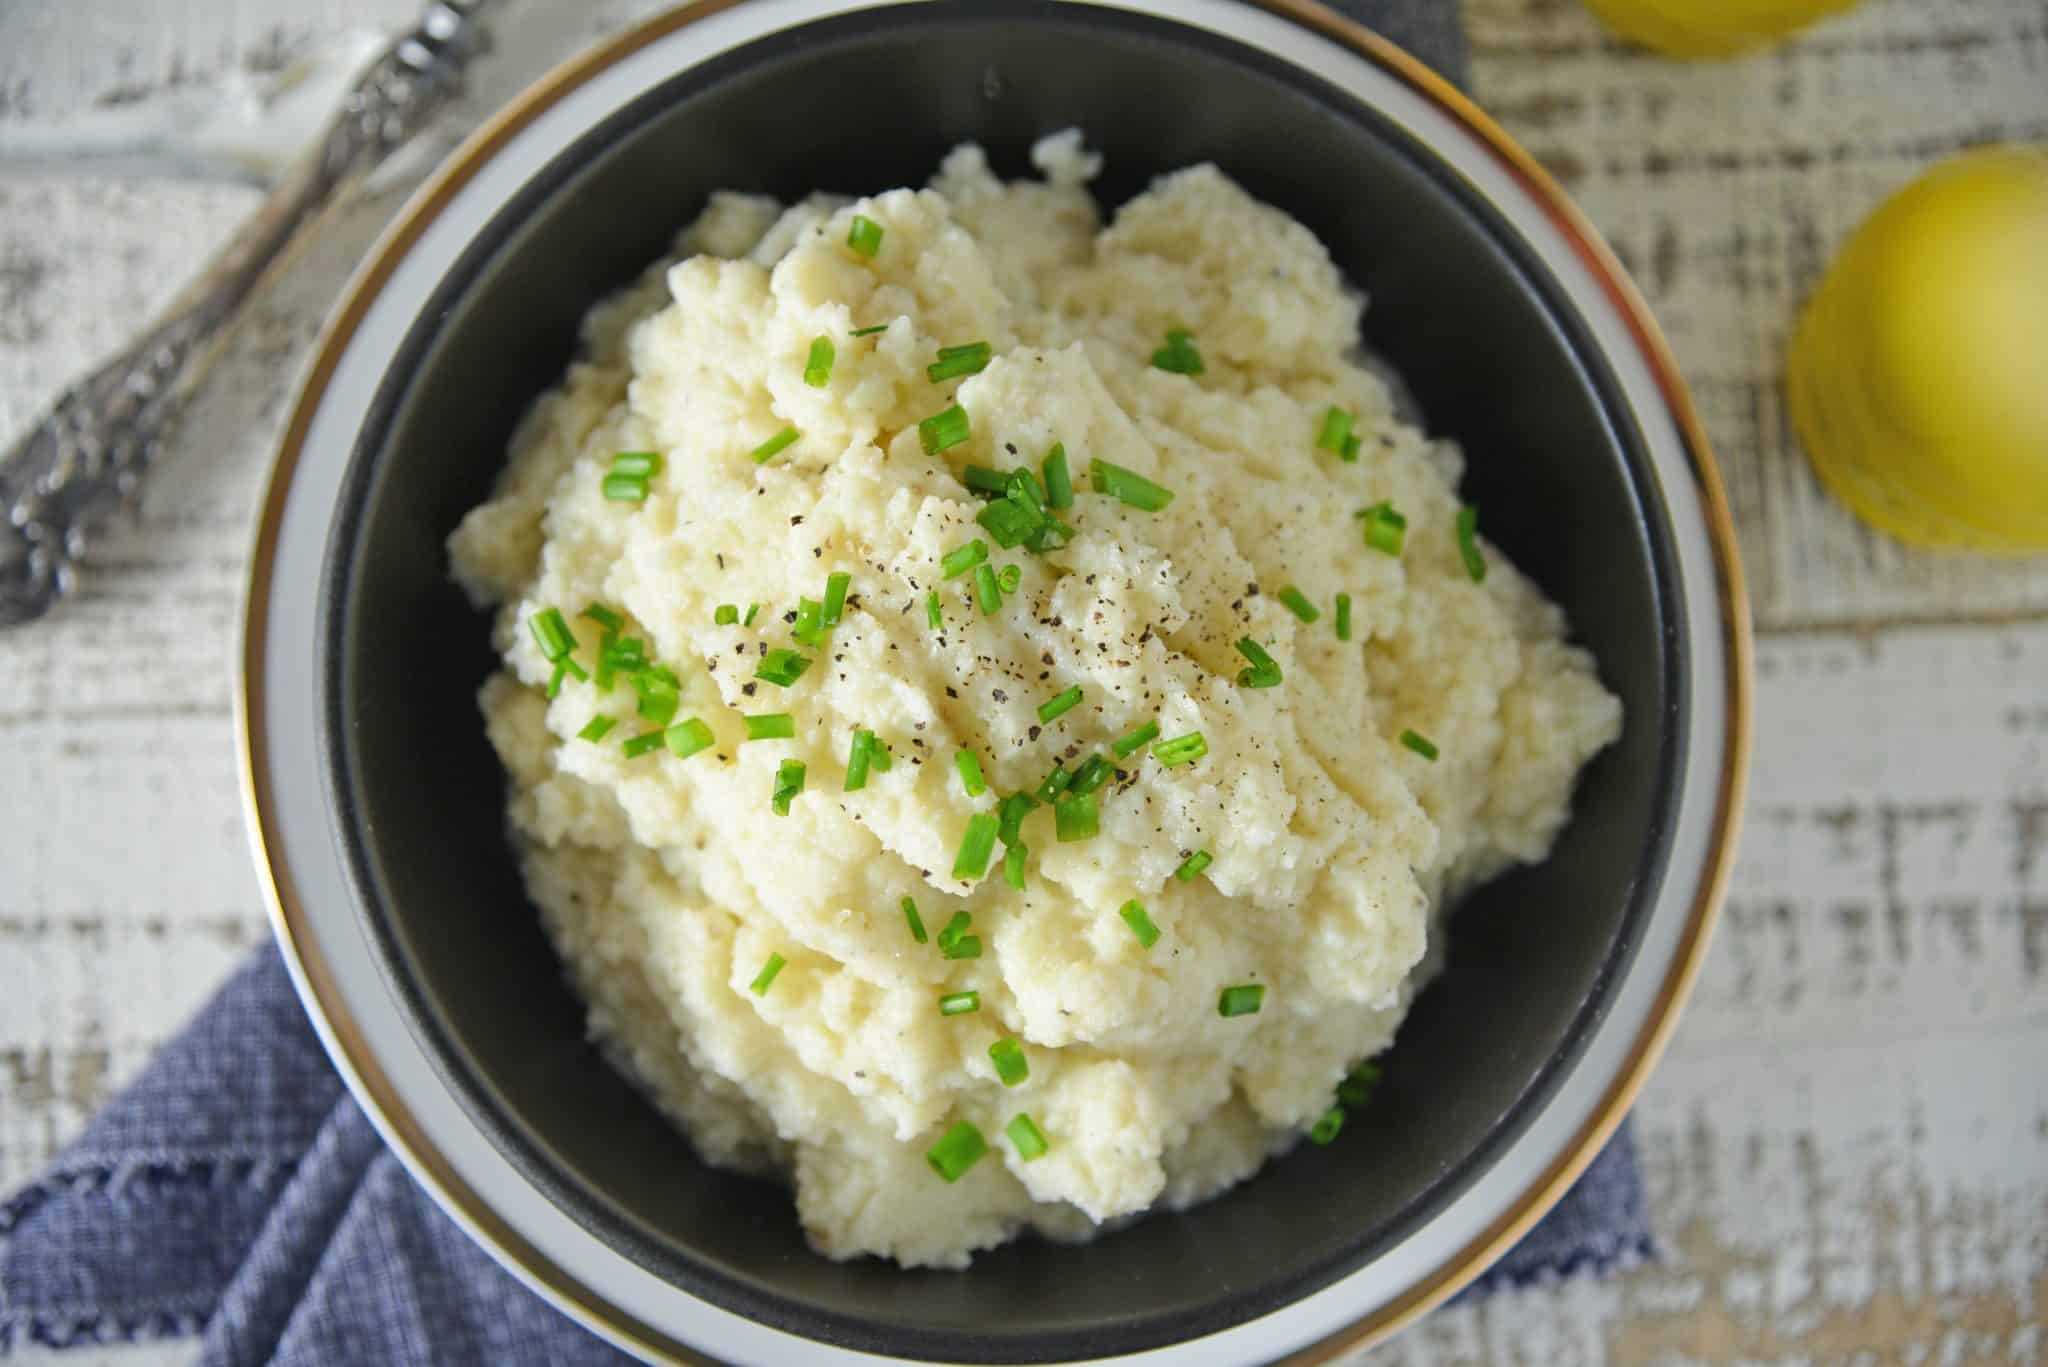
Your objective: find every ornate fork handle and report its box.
[0,0,496,628]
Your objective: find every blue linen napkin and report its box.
[0,3,1657,1359]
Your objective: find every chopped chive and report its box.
[750,426,799,464]
[1399,729,1439,761]
[602,472,650,502]
[1278,586,1320,624]
[1174,849,1212,881]
[1034,765,1072,804]
[973,562,1002,615]
[869,739,892,773]
[622,730,666,759]
[593,633,619,690]
[580,603,624,632]
[942,934,983,960]
[1042,443,1073,510]
[953,812,999,881]
[545,662,567,699]
[529,608,576,662]
[1335,593,1353,641]
[1037,685,1084,724]
[941,539,988,580]
[742,603,761,627]
[1006,468,1046,511]
[578,715,617,742]
[771,758,806,815]
[1088,458,1173,512]
[849,322,890,337]
[1218,983,1265,1017]
[844,729,875,791]
[963,465,1009,497]
[997,563,1022,595]
[1360,502,1407,557]
[1006,1112,1049,1159]
[1003,839,1028,890]
[1024,516,1073,554]
[1118,900,1161,949]
[803,336,835,388]
[1341,432,1362,462]
[755,649,811,687]
[714,604,738,626]
[925,1121,987,1182]
[955,749,987,797]
[559,656,589,683]
[1456,505,1487,582]
[927,341,992,383]
[902,896,928,944]
[612,451,661,479]
[1315,406,1354,454]
[989,1038,1029,1086]
[936,910,973,951]
[1153,732,1208,767]
[822,571,851,626]
[1308,1106,1346,1145]
[847,213,884,258]
[1069,753,1113,797]
[631,665,681,724]
[939,990,980,1017]
[1150,327,1205,375]
[1112,720,1160,758]
[976,496,1041,549]
[791,597,825,648]
[1235,637,1283,689]
[665,717,715,759]
[1053,793,1098,843]
[997,792,1040,845]
[750,952,787,996]
[919,404,970,455]
[927,591,943,630]
[743,713,794,741]
[1338,1060,1382,1108]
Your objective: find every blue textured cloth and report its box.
[0,5,1656,1360]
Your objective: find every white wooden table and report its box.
[2,2,2043,1363]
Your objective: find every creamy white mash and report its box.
[449,133,1620,1268]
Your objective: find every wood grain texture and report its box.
[2,2,2044,1364]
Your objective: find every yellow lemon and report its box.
[1580,0,1863,57]
[1787,146,2048,552]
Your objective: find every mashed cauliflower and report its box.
[449,133,1620,1268]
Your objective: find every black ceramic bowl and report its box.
[250,1,1743,1361]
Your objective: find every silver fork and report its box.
[0,0,500,628]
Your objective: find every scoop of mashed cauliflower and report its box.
[449,133,1620,1268]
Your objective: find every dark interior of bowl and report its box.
[320,3,1684,1359]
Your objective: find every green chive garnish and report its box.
[1399,729,1439,761]
[1003,839,1028,890]
[963,465,1009,497]
[973,562,1002,615]
[955,749,986,797]
[1338,1060,1382,1107]
[939,990,980,1017]
[743,713,794,741]
[953,812,999,881]
[1308,1106,1345,1145]
[602,472,650,502]
[750,426,799,464]
[997,564,1022,595]
[622,730,666,759]
[742,603,761,627]
[1006,1112,1049,1160]
[545,663,568,699]
[1316,406,1354,455]
[1341,432,1362,462]
[849,322,890,338]
[902,896,928,944]
[936,911,972,950]
[927,590,943,630]
[925,1121,987,1182]
[1360,502,1407,557]
[822,571,851,627]
[976,496,1040,549]
[1034,765,1072,804]
[791,598,825,647]
[919,404,970,455]
[1068,754,1113,797]
[1088,458,1173,512]
[612,451,661,479]
[771,758,806,815]
[578,715,617,742]
[580,603,624,632]
[1174,849,1212,881]
[1218,984,1265,1017]
[1111,721,1160,758]
[803,336,835,388]
[714,604,739,626]
[1053,793,1098,843]
[1335,593,1353,641]
[1042,443,1073,509]
[1278,586,1320,624]
[844,729,876,791]
[847,214,884,258]
[631,665,681,724]
[1456,505,1487,582]
[989,1038,1029,1086]
[665,717,715,759]
[529,608,576,662]
[1037,685,1083,724]
[941,539,988,579]
[755,649,811,688]
[1153,732,1208,767]
[1150,327,1204,375]
[1118,900,1160,949]
[869,739,892,772]
[1235,638,1282,689]
[750,952,786,996]
[927,341,992,383]
[942,934,983,961]
[997,792,1039,845]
